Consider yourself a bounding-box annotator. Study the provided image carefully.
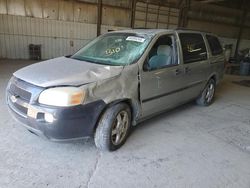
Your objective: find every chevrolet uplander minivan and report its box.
[6,29,224,151]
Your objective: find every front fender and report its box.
[83,63,141,124]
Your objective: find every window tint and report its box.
[206,35,223,56]
[179,33,207,64]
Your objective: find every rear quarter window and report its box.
[206,35,223,56]
[179,33,207,64]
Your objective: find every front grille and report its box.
[7,77,39,117]
[9,82,31,102]
[12,100,28,115]
[7,77,44,118]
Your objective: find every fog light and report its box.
[44,113,54,123]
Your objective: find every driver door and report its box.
[140,34,186,117]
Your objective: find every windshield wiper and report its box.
[71,56,117,66]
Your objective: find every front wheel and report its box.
[196,79,216,106]
[94,103,131,151]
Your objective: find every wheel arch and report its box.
[107,99,139,125]
[208,73,217,84]
[94,98,139,132]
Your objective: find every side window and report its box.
[206,35,223,56]
[179,33,207,64]
[146,35,177,70]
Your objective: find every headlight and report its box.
[38,87,85,107]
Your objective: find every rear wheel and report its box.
[196,79,216,106]
[94,103,131,151]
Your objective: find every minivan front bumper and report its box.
[7,97,106,140]
[6,77,106,140]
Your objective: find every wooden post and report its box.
[183,0,190,28]
[131,0,136,28]
[145,3,149,28]
[234,8,247,59]
[156,4,160,29]
[178,0,183,27]
[97,0,102,36]
[178,0,189,28]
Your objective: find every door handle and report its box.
[185,67,191,74]
[174,69,181,75]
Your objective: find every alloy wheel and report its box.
[111,110,129,145]
[205,82,215,103]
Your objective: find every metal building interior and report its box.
[0,0,250,187]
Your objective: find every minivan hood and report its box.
[13,57,123,87]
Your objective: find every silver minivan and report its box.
[6,29,224,151]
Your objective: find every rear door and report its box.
[205,34,225,81]
[178,32,209,100]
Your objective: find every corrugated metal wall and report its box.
[187,4,250,40]
[135,2,179,29]
[0,14,97,59]
[0,0,131,59]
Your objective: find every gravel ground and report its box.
[1,59,250,188]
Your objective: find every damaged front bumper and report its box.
[7,94,106,140]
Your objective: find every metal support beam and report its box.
[97,0,102,36]
[184,0,191,27]
[156,4,160,29]
[130,0,137,28]
[234,4,247,58]
[145,3,149,28]
[197,0,226,3]
[178,0,190,27]
[178,7,183,27]
[177,0,185,8]
[137,0,177,8]
[167,6,171,28]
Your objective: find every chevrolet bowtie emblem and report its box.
[10,95,18,103]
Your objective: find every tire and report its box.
[94,103,131,151]
[196,79,216,106]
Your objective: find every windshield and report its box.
[71,33,152,66]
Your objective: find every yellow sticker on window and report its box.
[105,47,121,56]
